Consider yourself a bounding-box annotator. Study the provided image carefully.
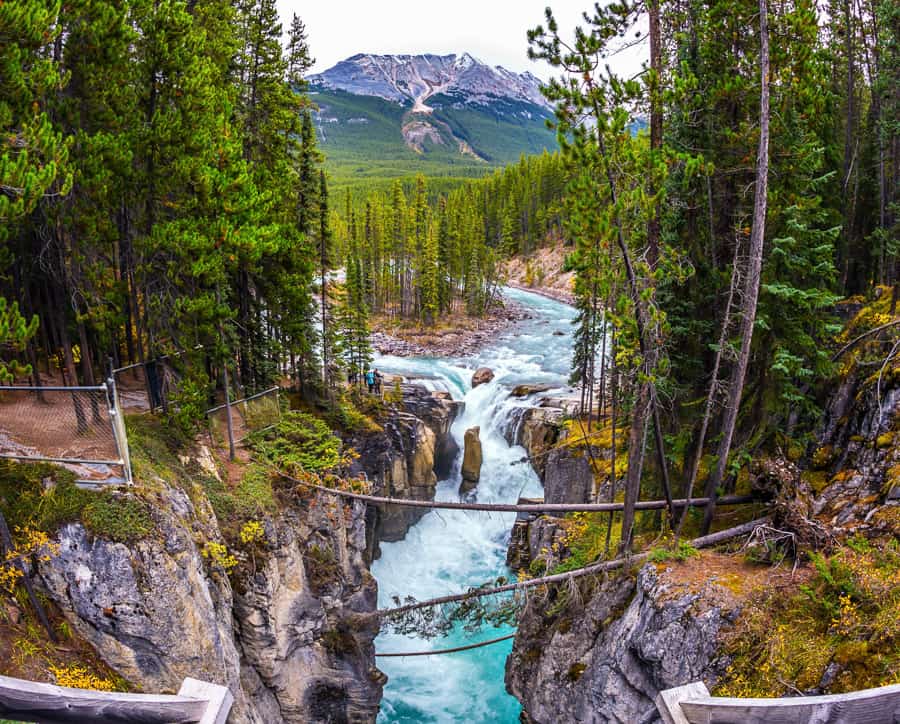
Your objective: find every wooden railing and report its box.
[656,681,900,724]
[0,674,233,724]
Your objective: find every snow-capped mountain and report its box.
[309,52,551,112]
[308,52,557,179]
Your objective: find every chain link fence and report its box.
[112,349,198,413]
[207,387,281,451]
[0,384,132,485]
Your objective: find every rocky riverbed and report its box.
[370,300,533,358]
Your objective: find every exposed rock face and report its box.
[37,479,381,724]
[506,565,737,723]
[543,447,594,504]
[398,383,462,478]
[348,384,461,556]
[503,406,562,480]
[309,53,551,110]
[510,384,555,398]
[234,496,381,722]
[460,426,483,493]
[810,375,900,531]
[472,367,494,388]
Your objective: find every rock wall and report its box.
[506,564,737,723]
[349,384,461,557]
[36,475,381,723]
[505,359,900,723]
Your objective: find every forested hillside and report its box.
[1,0,334,397]
[523,0,897,541]
[333,153,567,325]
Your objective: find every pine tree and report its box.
[286,13,314,88]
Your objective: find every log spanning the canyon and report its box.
[271,465,757,514]
[376,518,770,618]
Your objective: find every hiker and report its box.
[365,368,375,393]
[374,369,384,394]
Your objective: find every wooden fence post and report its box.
[178,678,233,724]
[655,682,710,724]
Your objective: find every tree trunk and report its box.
[648,0,662,270]
[701,0,770,534]
[676,237,740,538]
[621,380,650,549]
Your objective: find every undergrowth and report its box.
[716,536,900,696]
[0,461,153,544]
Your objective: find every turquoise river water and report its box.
[371,288,576,723]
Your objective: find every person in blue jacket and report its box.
[365,368,375,393]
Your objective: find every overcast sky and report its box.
[275,0,648,81]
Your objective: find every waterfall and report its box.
[371,288,575,723]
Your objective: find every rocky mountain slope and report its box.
[309,53,550,111]
[308,53,557,181]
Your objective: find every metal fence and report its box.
[207,386,281,451]
[0,381,132,485]
[112,348,198,414]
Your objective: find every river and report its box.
[371,288,576,723]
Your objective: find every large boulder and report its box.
[460,426,483,493]
[510,384,555,398]
[471,367,494,388]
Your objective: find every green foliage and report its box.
[165,368,212,439]
[647,540,700,564]
[0,460,154,543]
[199,464,276,527]
[248,410,343,472]
[718,540,900,696]
[80,495,153,544]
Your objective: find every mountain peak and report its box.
[309,52,550,110]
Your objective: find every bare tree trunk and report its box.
[621,380,651,549]
[701,0,770,534]
[648,0,662,269]
[604,329,618,556]
[676,237,740,538]
[588,93,675,543]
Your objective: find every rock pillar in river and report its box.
[471,367,494,388]
[460,426,483,493]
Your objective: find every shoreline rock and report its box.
[370,301,532,359]
[471,367,495,388]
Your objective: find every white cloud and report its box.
[276,0,647,82]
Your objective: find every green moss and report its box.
[125,415,187,485]
[567,662,587,682]
[801,470,829,494]
[647,540,700,563]
[81,495,153,543]
[199,465,276,529]
[811,445,835,470]
[0,460,155,543]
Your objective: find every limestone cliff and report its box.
[30,384,460,723]
[349,384,461,557]
[506,563,742,723]
[36,473,381,724]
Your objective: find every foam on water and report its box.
[373,288,575,723]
